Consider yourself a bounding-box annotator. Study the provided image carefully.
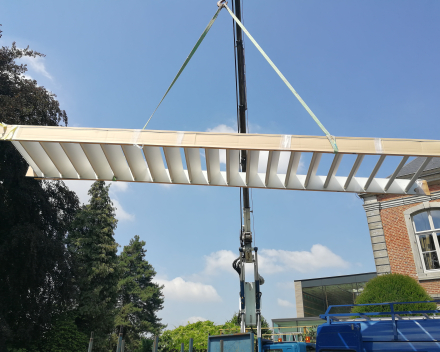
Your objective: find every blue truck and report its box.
[316,300,440,352]
[208,332,311,352]
[208,301,440,352]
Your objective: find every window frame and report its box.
[413,211,440,272]
[404,202,440,280]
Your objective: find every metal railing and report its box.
[320,300,440,342]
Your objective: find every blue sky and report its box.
[3,1,440,328]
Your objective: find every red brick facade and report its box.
[377,184,440,202]
[364,182,440,297]
[381,199,440,295]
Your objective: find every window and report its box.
[413,210,440,271]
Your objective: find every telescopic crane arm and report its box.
[226,0,264,338]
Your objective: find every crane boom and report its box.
[230,0,263,338]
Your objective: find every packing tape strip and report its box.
[279,135,291,150]
[176,132,184,145]
[131,129,143,149]
[374,138,383,154]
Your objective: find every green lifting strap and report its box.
[223,4,338,153]
[0,122,18,141]
[143,6,223,130]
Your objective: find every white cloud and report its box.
[277,298,294,308]
[257,253,285,275]
[259,244,350,274]
[20,56,53,80]
[64,180,93,204]
[203,250,237,276]
[247,123,262,134]
[155,277,222,302]
[206,124,236,133]
[109,181,129,193]
[199,245,348,278]
[112,198,135,221]
[276,281,296,290]
[184,316,208,325]
[205,123,263,134]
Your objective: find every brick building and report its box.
[360,157,440,298]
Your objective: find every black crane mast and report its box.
[230,0,264,338]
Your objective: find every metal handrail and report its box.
[319,300,440,342]
[321,300,440,317]
[269,325,319,329]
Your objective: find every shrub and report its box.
[352,274,436,315]
[44,314,89,352]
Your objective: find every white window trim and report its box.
[404,201,440,280]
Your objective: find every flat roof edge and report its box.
[294,272,377,288]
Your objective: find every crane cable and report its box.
[222,3,338,153]
[142,2,338,153]
[142,5,224,130]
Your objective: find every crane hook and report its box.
[217,0,227,8]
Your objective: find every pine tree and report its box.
[67,181,119,350]
[115,235,165,349]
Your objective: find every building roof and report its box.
[272,317,324,324]
[294,272,377,288]
[396,157,440,178]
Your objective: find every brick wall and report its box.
[377,183,440,202]
[380,188,440,295]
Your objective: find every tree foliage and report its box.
[67,181,119,350]
[226,312,271,337]
[159,320,238,352]
[43,313,89,352]
[352,273,436,314]
[0,28,79,349]
[0,31,67,127]
[138,338,154,352]
[0,28,166,350]
[115,235,165,350]
[158,313,271,352]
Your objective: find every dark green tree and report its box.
[352,273,436,315]
[67,181,120,350]
[115,235,165,350]
[138,338,154,352]
[43,313,89,352]
[0,28,79,349]
[227,312,271,337]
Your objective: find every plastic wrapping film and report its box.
[374,138,384,154]
[279,135,291,150]
[415,179,431,196]
[131,129,143,149]
[176,132,185,145]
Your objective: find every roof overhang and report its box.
[1,124,437,195]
